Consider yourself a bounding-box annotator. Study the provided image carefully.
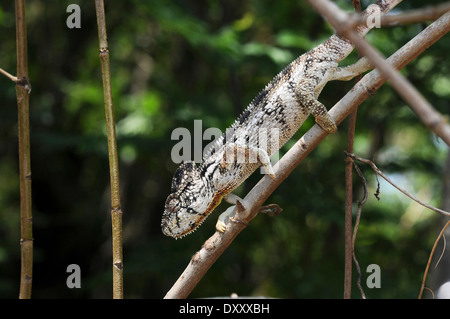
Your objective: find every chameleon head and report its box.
[161,161,212,239]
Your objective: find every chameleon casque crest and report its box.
[162,3,391,239]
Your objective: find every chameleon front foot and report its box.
[215,219,227,233]
[215,197,249,233]
[215,206,236,233]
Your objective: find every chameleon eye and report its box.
[187,208,197,214]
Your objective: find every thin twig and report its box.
[419,220,450,299]
[0,67,18,82]
[435,231,447,270]
[350,160,368,299]
[0,66,31,92]
[346,152,450,217]
[344,139,355,299]
[344,0,362,300]
[95,0,124,299]
[424,287,435,299]
[360,2,450,27]
[15,0,33,300]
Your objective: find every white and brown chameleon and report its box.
[162,1,394,239]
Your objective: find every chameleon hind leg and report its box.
[309,99,337,134]
[298,57,371,133]
[294,58,372,134]
[295,78,337,134]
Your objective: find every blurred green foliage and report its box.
[0,0,448,298]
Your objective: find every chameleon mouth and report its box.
[161,193,225,239]
[161,212,207,239]
[161,193,207,239]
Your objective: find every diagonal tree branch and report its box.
[164,3,449,299]
[309,0,450,147]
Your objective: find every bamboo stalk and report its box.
[15,0,33,300]
[94,0,124,299]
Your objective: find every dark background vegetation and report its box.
[0,0,449,298]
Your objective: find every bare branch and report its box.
[346,151,450,298]
[0,67,18,83]
[349,2,450,27]
[419,221,450,299]
[375,2,450,27]
[350,161,368,299]
[346,152,450,217]
[348,145,450,300]
[308,0,450,146]
[164,3,449,299]
[344,0,362,299]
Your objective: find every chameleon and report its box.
[162,2,394,239]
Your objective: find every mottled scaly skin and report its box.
[162,3,389,238]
